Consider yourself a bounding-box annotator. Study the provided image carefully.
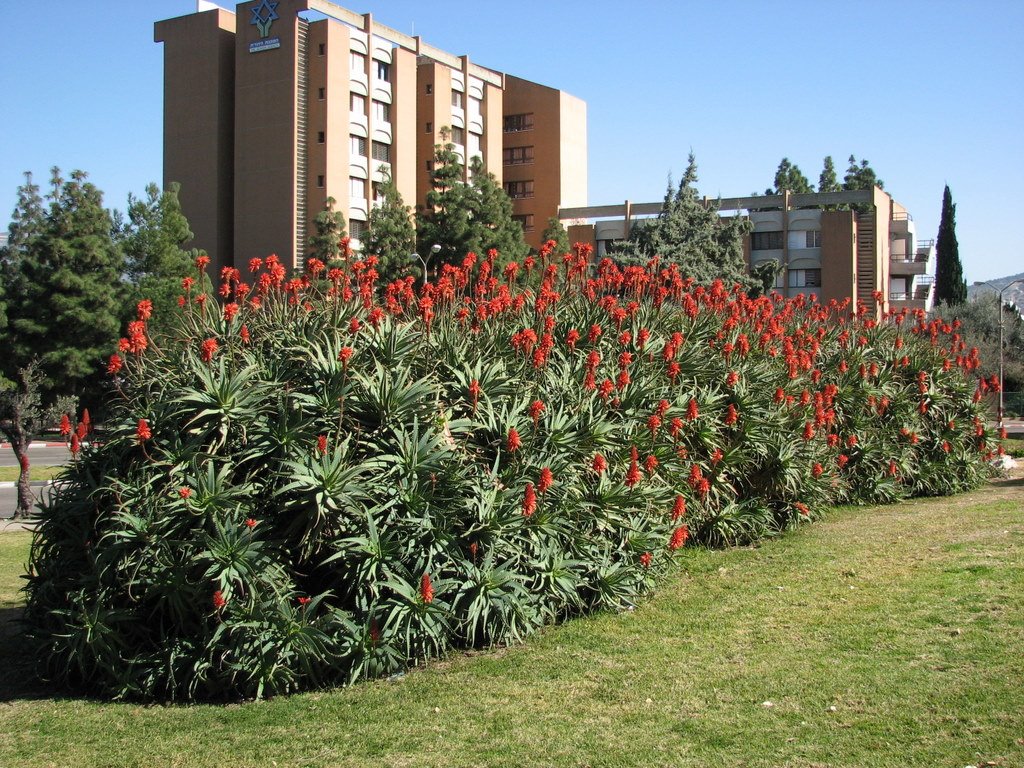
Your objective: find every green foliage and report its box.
[767,157,814,194]
[843,154,883,191]
[25,253,996,701]
[541,216,571,257]
[933,294,1024,391]
[364,172,416,282]
[1,168,124,404]
[416,130,528,273]
[611,154,752,287]
[934,185,966,306]
[308,197,348,265]
[818,156,840,194]
[119,182,196,338]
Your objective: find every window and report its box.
[425,83,433,95]
[450,126,465,145]
[372,100,391,123]
[512,214,535,232]
[425,121,432,133]
[468,96,482,118]
[371,141,391,163]
[805,230,822,248]
[318,87,325,100]
[504,180,534,199]
[350,177,366,200]
[503,113,534,133]
[375,60,390,82]
[503,146,534,165]
[318,43,325,56]
[317,131,325,144]
[350,135,367,157]
[468,132,481,156]
[350,52,365,73]
[350,219,368,238]
[788,268,822,288]
[451,90,464,109]
[425,160,433,172]
[350,93,365,114]
[751,231,784,250]
[316,175,325,188]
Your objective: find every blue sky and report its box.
[2,0,1021,282]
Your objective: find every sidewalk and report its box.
[0,442,66,449]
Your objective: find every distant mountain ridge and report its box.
[967,272,1024,312]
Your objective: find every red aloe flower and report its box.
[529,399,545,425]
[179,487,192,499]
[803,422,815,441]
[640,552,652,568]
[724,404,738,426]
[240,325,251,344]
[59,414,72,437]
[212,590,227,609]
[647,414,662,436]
[507,427,522,452]
[316,435,328,456]
[625,457,642,488]
[420,573,434,604]
[136,299,153,321]
[668,417,683,438]
[686,399,699,421]
[644,454,658,474]
[245,517,257,528]
[70,433,80,456]
[537,467,554,494]
[812,462,824,478]
[668,525,689,550]
[136,419,152,443]
[671,494,686,521]
[106,354,123,375]
[339,346,354,364]
[592,453,607,474]
[200,338,219,363]
[523,482,537,517]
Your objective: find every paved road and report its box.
[0,482,62,520]
[0,445,72,467]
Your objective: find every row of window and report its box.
[505,180,534,199]
[752,230,822,250]
[503,146,534,165]
[503,113,534,133]
[345,135,391,162]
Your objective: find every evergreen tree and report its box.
[818,156,840,194]
[843,154,884,191]
[767,157,814,194]
[467,156,529,267]
[308,197,348,265]
[416,130,475,270]
[119,182,195,336]
[612,154,753,287]
[3,168,124,402]
[541,216,571,256]
[365,171,416,281]
[934,185,967,305]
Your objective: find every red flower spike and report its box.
[107,354,123,374]
[523,483,537,517]
[136,419,152,443]
[59,414,72,437]
[668,525,689,551]
[339,346,354,364]
[420,573,434,604]
[200,338,219,363]
[507,428,522,453]
[316,435,328,456]
[671,494,686,521]
[592,453,607,474]
[640,552,652,568]
[537,467,554,494]
[625,458,642,488]
[529,399,545,425]
[179,487,192,499]
[245,518,257,528]
[212,590,226,609]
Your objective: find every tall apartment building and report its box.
[560,188,936,314]
[154,0,587,274]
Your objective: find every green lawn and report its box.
[0,474,1021,768]
[0,465,62,483]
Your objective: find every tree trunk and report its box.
[13,437,34,520]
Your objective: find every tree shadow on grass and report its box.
[989,474,1024,489]
[0,606,95,704]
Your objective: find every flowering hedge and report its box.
[25,246,999,700]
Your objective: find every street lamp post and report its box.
[974,278,1024,430]
[410,244,441,287]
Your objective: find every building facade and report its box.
[560,188,936,313]
[155,0,587,274]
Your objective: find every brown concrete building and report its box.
[560,188,935,313]
[155,0,587,273]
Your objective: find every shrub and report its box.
[24,247,998,700]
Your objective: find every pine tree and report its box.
[541,216,571,256]
[308,197,348,266]
[119,182,196,336]
[843,155,884,191]
[612,154,752,287]
[467,156,529,267]
[934,185,967,305]
[767,158,813,194]
[3,168,124,402]
[416,130,475,270]
[818,156,840,194]
[365,171,416,281]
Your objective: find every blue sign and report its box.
[249,37,281,53]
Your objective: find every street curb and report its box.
[0,481,53,490]
[0,443,68,449]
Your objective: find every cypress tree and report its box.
[308,197,348,266]
[818,156,840,194]
[934,185,967,305]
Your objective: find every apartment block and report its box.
[155,0,587,273]
[560,188,936,314]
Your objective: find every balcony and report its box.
[889,253,929,275]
